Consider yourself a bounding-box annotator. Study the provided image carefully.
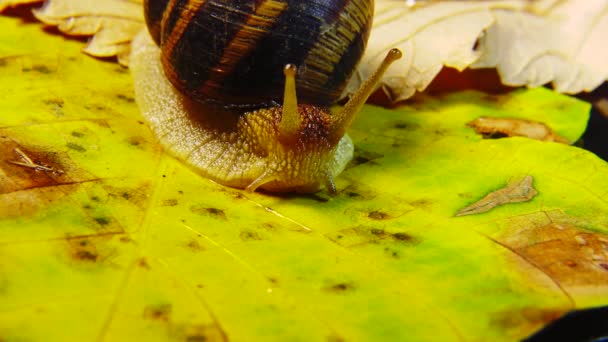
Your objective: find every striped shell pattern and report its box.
[144,0,374,109]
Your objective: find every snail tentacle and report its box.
[331,48,403,140]
[278,64,301,143]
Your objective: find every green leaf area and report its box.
[1,14,607,342]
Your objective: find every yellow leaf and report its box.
[1,7,607,342]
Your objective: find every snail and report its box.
[129,0,401,193]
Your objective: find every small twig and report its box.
[8,147,64,174]
[14,147,34,165]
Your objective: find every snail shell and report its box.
[144,0,374,109]
[132,0,401,193]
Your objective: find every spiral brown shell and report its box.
[144,0,374,109]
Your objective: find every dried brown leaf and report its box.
[456,175,538,216]
[472,0,608,94]
[467,117,569,143]
[32,0,143,65]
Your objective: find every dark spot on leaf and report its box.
[91,196,100,202]
[410,198,433,209]
[172,324,227,342]
[190,206,227,220]
[324,282,356,293]
[433,129,448,136]
[120,236,132,243]
[32,64,52,74]
[138,258,150,269]
[116,94,135,103]
[143,304,172,322]
[327,335,346,342]
[71,131,84,138]
[162,199,179,206]
[368,210,391,220]
[104,183,150,208]
[345,191,361,198]
[185,240,205,252]
[384,247,400,259]
[65,237,107,264]
[600,263,608,271]
[86,104,106,111]
[370,228,388,237]
[267,277,278,285]
[94,217,110,226]
[75,250,97,261]
[127,136,146,147]
[66,142,86,153]
[43,98,64,108]
[328,226,417,248]
[240,230,263,241]
[338,183,377,201]
[393,232,413,241]
[392,121,420,130]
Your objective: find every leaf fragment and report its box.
[467,117,569,143]
[471,0,608,94]
[32,0,144,65]
[456,175,538,216]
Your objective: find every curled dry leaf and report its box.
[467,117,569,143]
[29,0,143,65]
[471,0,608,94]
[343,0,506,102]
[346,0,608,101]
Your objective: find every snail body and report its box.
[132,0,401,193]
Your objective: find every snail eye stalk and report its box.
[331,48,403,140]
[279,64,301,143]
